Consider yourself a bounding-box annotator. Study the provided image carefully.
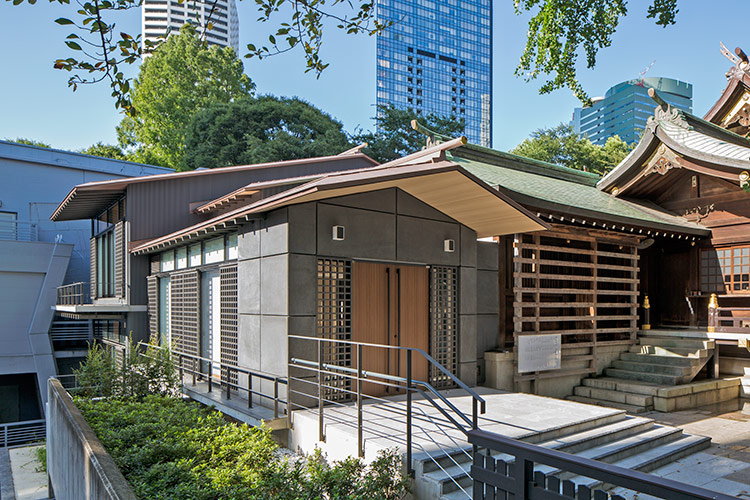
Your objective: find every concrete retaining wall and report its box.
[46,378,136,500]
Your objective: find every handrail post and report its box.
[226,367,231,400]
[274,378,279,419]
[318,340,325,442]
[708,293,718,333]
[208,363,212,392]
[357,344,363,458]
[406,349,413,476]
[248,373,253,408]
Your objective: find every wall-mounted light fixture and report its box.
[444,239,455,252]
[332,225,345,241]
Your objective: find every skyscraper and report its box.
[572,77,693,145]
[142,0,240,55]
[376,0,493,147]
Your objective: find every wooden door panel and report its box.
[352,261,390,395]
[397,266,430,384]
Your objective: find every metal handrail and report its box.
[56,282,91,305]
[469,428,739,500]
[0,419,46,448]
[288,334,486,492]
[143,344,289,420]
[0,220,38,242]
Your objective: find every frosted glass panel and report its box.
[204,237,225,264]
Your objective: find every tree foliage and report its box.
[510,123,631,175]
[514,0,679,104]
[117,25,255,170]
[9,0,680,110]
[183,95,352,170]
[352,104,465,164]
[80,142,126,160]
[7,138,51,148]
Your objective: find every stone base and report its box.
[652,377,741,412]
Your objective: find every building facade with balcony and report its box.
[0,140,170,425]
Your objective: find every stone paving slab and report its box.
[8,446,46,500]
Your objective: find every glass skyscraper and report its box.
[572,77,693,146]
[376,0,493,147]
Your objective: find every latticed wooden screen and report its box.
[90,238,97,299]
[170,271,200,368]
[114,221,125,297]
[220,264,238,387]
[429,266,458,389]
[316,258,352,401]
[513,226,639,384]
[147,275,158,340]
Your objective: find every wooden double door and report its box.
[352,261,429,396]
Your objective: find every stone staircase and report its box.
[568,333,719,413]
[416,408,710,500]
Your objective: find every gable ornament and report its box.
[643,144,681,177]
[684,204,715,223]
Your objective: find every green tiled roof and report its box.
[450,151,709,235]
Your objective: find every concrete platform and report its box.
[288,387,625,465]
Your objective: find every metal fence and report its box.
[0,220,38,242]
[468,428,737,500]
[0,419,46,448]
[56,282,91,305]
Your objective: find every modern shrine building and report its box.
[49,47,750,417]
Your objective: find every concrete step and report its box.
[562,426,682,467]
[569,434,711,490]
[582,377,662,396]
[611,360,692,377]
[638,336,715,350]
[620,352,699,366]
[604,368,680,386]
[630,345,706,357]
[567,395,650,414]
[573,385,653,408]
[537,416,655,454]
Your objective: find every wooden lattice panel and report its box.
[220,264,238,387]
[513,226,639,383]
[430,266,458,389]
[147,275,158,340]
[170,270,200,363]
[316,258,352,401]
[114,221,125,297]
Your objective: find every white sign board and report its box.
[517,334,561,373]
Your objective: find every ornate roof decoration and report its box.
[721,42,750,81]
[644,144,681,177]
[646,88,691,133]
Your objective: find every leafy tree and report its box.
[8,138,51,148]
[80,142,126,160]
[353,104,465,164]
[183,96,352,170]
[9,0,678,111]
[511,124,632,175]
[117,25,255,170]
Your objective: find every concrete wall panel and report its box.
[316,204,396,261]
[260,255,289,316]
[396,189,454,222]
[396,216,460,266]
[238,259,261,315]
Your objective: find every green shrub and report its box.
[76,396,408,500]
[35,445,47,473]
[73,335,180,399]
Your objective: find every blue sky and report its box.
[1,2,749,153]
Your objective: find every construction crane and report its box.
[634,60,656,87]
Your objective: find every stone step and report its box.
[604,368,681,386]
[620,352,699,366]
[569,434,711,490]
[567,395,649,414]
[611,360,692,377]
[537,416,655,454]
[582,377,662,396]
[638,336,715,350]
[573,385,653,408]
[630,345,706,357]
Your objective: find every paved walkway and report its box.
[612,399,750,499]
[7,446,47,500]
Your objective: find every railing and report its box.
[0,220,38,242]
[288,335,486,499]
[50,319,92,345]
[711,306,750,334]
[145,344,289,421]
[57,282,92,305]
[469,428,738,500]
[0,419,46,448]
